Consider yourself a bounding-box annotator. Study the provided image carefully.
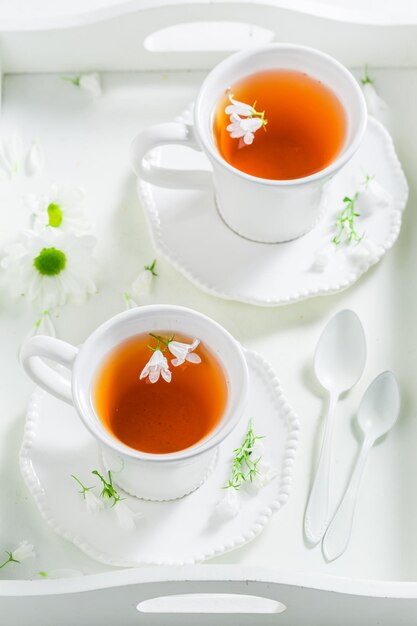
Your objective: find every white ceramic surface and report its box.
[19,305,249,501]
[137,115,408,306]
[131,44,367,243]
[19,349,300,567]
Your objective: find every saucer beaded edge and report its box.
[19,348,300,568]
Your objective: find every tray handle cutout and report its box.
[137,593,286,614]
[144,22,275,52]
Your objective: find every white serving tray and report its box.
[1,2,417,624]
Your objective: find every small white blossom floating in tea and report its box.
[225,91,267,145]
[168,338,201,367]
[0,541,35,569]
[140,348,172,383]
[140,333,201,383]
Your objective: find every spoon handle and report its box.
[322,438,372,561]
[304,392,339,544]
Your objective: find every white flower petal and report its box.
[124,293,139,309]
[84,490,104,514]
[362,82,390,127]
[357,178,393,216]
[168,339,201,367]
[26,140,45,177]
[225,95,253,117]
[79,72,102,97]
[1,228,96,309]
[11,541,36,562]
[243,132,254,145]
[26,311,57,341]
[213,489,240,522]
[186,352,201,364]
[131,269,153,299]
[114,501,143,531]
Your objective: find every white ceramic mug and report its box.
[20,305,249,501]
[130,43,367,243]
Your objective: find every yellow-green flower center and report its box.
[33,247,66,276]
[47,203,63,228]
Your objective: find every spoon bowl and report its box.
[315,309,367,395]
[358,370,400,441]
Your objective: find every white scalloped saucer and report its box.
[137,116,408,306]
[20,349,300,567]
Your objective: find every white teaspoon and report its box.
[323,370,400,561]
[304,310,366,545]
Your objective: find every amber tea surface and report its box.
[94,332,228,454]
[213,69,347,180]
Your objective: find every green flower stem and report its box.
[361,64,374,86]
[225,419,264,490]
[332,193,363,246]
[0,552,19,569]
[71,474,93,499]
[147,332,175,353]
[92,470,123,507]
[144,259,158,277]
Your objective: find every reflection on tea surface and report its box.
[94,331,228,454]
[214,69,347,180]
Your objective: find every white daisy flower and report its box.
[10,541,35,563]
[1,229,97,310]
[140,349,171,383]
[27,183,90,234]
[114,501,144,531]
[226,114,264,145]
[25,139,45,177]
[168,338,201,367]
[0,131,23,178]
[213,488,240,522]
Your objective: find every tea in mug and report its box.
[94,332,228,454]
[213,69,347,180]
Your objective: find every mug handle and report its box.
[130,121,212,189]
[20,336,79,405]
